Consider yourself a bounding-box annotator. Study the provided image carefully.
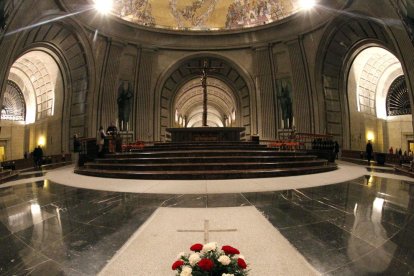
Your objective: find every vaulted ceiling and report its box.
[110,0,302,31]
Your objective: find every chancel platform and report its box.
[75,141,337,180]
[166,127,245,142]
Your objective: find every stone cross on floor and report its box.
[177,219,237,244]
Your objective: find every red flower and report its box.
[198,258,214,271]
[172,260,184,270]
[237,258,247,269]
[190,243,203,252]
[221,245,240,255]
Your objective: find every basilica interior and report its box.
[0,0,414,275]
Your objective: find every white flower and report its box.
[180,266,192,276]
[233,254,245,260]
[218,255,231,265]
[177,252,186,259]
[189,253,201,266]
[222,274,234,276]
[202,242,217,252]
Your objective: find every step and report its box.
[140,144,268,151]
[75,164,338,180]
[94,155,318,164]
[84,160,328,171]
[107,150,309,158]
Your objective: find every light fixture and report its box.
[94,0,113,15]
[38,135,46,147]
[300,0,316,10]
[366,131,375,142]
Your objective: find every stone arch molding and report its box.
[3,15,93,142]
[158,56,254,140]
[316,14,400,148]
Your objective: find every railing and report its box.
[342,149,413,165]
[260,139,303,150]
[295,132,335,150]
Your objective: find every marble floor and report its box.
[0,164,413,275]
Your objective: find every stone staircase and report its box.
[75,142,337,180]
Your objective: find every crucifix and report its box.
[177,219,237,244]
[188,60,223,127]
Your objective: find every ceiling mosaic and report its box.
[111,0,302,31]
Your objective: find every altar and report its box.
[166,127,245,142]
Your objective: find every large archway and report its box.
[316,15,403,149]
[0,49,64,160]
[173,78,237,128]
[158,56,253,141]
[347,46,413,152]
[0,15,94,159]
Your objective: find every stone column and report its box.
[97,39,125,130]
[253,45,276,140]
[135,47,156,141]
[287,38,313,133]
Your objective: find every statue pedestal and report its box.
[166,127,245,142]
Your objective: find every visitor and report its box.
[334,141,340,160]
[389,147,393,154]
[73,134,81,167]
[106,121,118,153]
[97,126,106,158]
[33,145,43,168]
[399,148,402,156]
[366,140,373,165]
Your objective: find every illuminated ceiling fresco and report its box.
[111,0,302,31]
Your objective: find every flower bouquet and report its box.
[172,242,249,276]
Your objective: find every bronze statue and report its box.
[117,81,134,131]
[278,81,293,129]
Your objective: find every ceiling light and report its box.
[300,0,316,10]
[94,0,113,15]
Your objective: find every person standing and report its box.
[97,126,106,158]
[73,134,81,167]
[106,121,118,153]
[366,140,373,165]
[334,141,340,160]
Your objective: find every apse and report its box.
[173,78,237,128]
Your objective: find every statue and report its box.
[0,2,6,31]
[117,81,134,131]
[277,79,293,129]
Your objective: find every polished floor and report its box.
[0,167,413,275]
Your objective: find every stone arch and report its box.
[156,54,255,141]
[1,14,94,152]
[315,13,400,149]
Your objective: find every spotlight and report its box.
[94,0,113,15]
[299,0,316,10]
[38,136,46,147]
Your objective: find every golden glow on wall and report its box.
[366,131,375,142]
[0,147,4,162]
[38,136,46,147]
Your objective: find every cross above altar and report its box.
[188,60,223,127]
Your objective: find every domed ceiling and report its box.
[111,0,303,31]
